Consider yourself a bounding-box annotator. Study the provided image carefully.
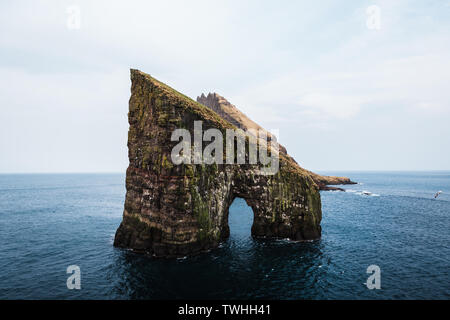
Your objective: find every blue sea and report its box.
[0,172,449,299]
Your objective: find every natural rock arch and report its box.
[114,69,350,258]
[221,196,256,238]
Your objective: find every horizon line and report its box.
[1,169,450,175]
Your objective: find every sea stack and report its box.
[113,69,354,257]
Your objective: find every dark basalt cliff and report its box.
[114,69,352,257]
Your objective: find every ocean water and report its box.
[0,172,449,300]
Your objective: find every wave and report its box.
[343,188,450,201]
[343,189,379,196]
[357,191,380,197]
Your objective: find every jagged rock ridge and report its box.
[197,92,356,191]
[197,93,288,154]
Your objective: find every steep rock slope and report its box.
[197,92,356,190]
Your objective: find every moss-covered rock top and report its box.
[131,69,235,131]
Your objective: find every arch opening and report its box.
[225,197,255,240]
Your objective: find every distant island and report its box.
[114,69,355,258]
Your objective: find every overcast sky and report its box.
[0,0,449,173]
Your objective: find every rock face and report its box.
[197,92,356,191]
[114,69,348,257]
[197,93,288,154]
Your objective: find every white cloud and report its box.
[231,35,450,129]
[298,93,363,119]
